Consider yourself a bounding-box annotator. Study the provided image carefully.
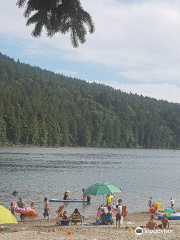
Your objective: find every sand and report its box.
[0,212,180,240]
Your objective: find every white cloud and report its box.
[55,69,78,77]
[110,82,180,103]
[118,68,180,83]
[1,0,180,102]
[23,43,44,55]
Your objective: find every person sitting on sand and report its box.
[61,211,71,226]
[56,210,70,226]
[62,211,68,219]
[146,215,158,229]
[10,202,15,215]
[63,191,70,200]
[158,215,170,229]
[43,198,50,221]
[96,206,103,220]
[56,204,65,218]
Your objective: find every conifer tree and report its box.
[16,0,95,48]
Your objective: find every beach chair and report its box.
[100,213,114,225]
[71,214,84,225]
[56,218,71,226]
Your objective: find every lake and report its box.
[0,147,180,217]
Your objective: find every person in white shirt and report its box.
[116,199,123,228]
[171,198,174,209]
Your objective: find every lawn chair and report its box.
[100,213,114,225]
[56,218,71,226]
[71,214,84,225]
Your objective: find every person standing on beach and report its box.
[170,198,174,209]
[10,202,15,215]
[116,199,123,228]
[43,198,50,221]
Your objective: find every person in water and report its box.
[146,215,158,229]
[171,198,174,209]
[17,197,26,223]
[31,202,36,210]
[12,189,18,197]
[17,197,25,208]
[63,191,70,200]
[148,197,153,208]
[43,198,50,221]
[82,188,91,203]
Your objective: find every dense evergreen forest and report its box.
[0,52,180,149]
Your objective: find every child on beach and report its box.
[31,202,36,210]
[10,202,15,215]
[43,198,50,220]
[62,211,68,219]
[56,204,64,218]
[116,199,123,228]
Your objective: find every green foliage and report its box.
[0,52,180,149]
[0,118,6,145]
[16,0,95,48]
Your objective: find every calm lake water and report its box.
[0,147,180,218]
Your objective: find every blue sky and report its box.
[1,0,180,103]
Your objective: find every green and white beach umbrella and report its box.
[83,182,122,196]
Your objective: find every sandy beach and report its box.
[0,212,179,240]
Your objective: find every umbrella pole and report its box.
[103,195,104,205]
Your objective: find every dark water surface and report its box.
[0,147,180,217]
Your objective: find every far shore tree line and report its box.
[0,53,180,149]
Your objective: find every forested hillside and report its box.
[0,53,180,149]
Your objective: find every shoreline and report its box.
[0,145,180,151]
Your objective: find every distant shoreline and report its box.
[0,145,179,151]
